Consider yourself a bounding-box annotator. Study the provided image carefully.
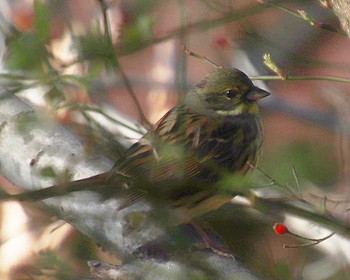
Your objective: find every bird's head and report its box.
[184,68,270,116]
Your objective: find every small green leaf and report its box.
[5,32,49,71]
[217,173,252,194]
[78,29,116,67]
[136,16,154,38]
[263,53,284,77]
[15,113,39,135]
[37,251,76,279]
[40,166,57,178]
[120,15,155,51]
[297,10,315,26]
[45,86,65,107]
[34,0,50,42]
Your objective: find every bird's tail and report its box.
[0,170,127,201]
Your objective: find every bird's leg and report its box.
[191,221,235,259]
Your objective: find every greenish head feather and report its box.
[185,68,268,116]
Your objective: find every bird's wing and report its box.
[145,108,253,181]
[115,112,195,183]
[194,116,261,175]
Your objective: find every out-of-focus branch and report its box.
[267,2,346,35]
[0,88,140,256]
[88,251,261,280]
[97,0,152,128]
[329,0,350,36]
[0,88,260,279]
[116,3,269,56]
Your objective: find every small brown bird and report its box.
[2,67,270,223]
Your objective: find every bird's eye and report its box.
[225,89,240,99]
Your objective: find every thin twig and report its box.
[291,166,302,198]
[266,2,346,36]
[307,192,350,204]
[250,75,350,84]
[284,232,336,249]
[115,63,152,128]
[177,0,188,98]
[321,196,332,216]
[247,163,297,196]
[97,0,112,38]
[3,72,350,86]
[96,0,152,128]
[64,103,145,134]
[184,49,221,68]
[115,1,344,57]
[117,3,269,56]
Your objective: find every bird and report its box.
[2,67,270,224]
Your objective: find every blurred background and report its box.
[0,0,350,279]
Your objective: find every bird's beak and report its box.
[246,86,270,101]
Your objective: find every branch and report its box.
[97,0,152,128]
[0,87,260,279]
[329,0,350,36]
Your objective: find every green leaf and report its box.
[40,166,57,178]
[216,172,252,194]
[78,30,116,68]
[34,0,50,42]
[45,86,65,107]
[136,15,154,38]
[5,32,49,71]
[5,2,51,72]
[120,15,155,51]
[36,251,77,279]
[15,113,40,135]
[262,142,338,188]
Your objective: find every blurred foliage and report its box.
[6,1,50,71]
[119,15,155,51]
[119,0,157,51]
[45,85,65,107]
[10,251,77,280]
[15,113,40,135]
[5,32,49,71]
[39,166,58,179]
[273,262,292,280]
[34,251,75,280]
[78,28,116,68]
[69,232,97,264]
[1,0,350,279]
[263,142,338,188]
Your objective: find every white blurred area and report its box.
[0,201,72,280]
[284,215,350,280]
[0,2,32,279]
[0,1,100,278]
[0,202,32,279]
[147,40,176,123]
[0,1,175,278]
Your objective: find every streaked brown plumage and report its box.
[114,68,269,220]
[3,67,270,223]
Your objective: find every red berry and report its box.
[212,36,229,49]
[273,223,289,235]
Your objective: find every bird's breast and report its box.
[192,114,262,175]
